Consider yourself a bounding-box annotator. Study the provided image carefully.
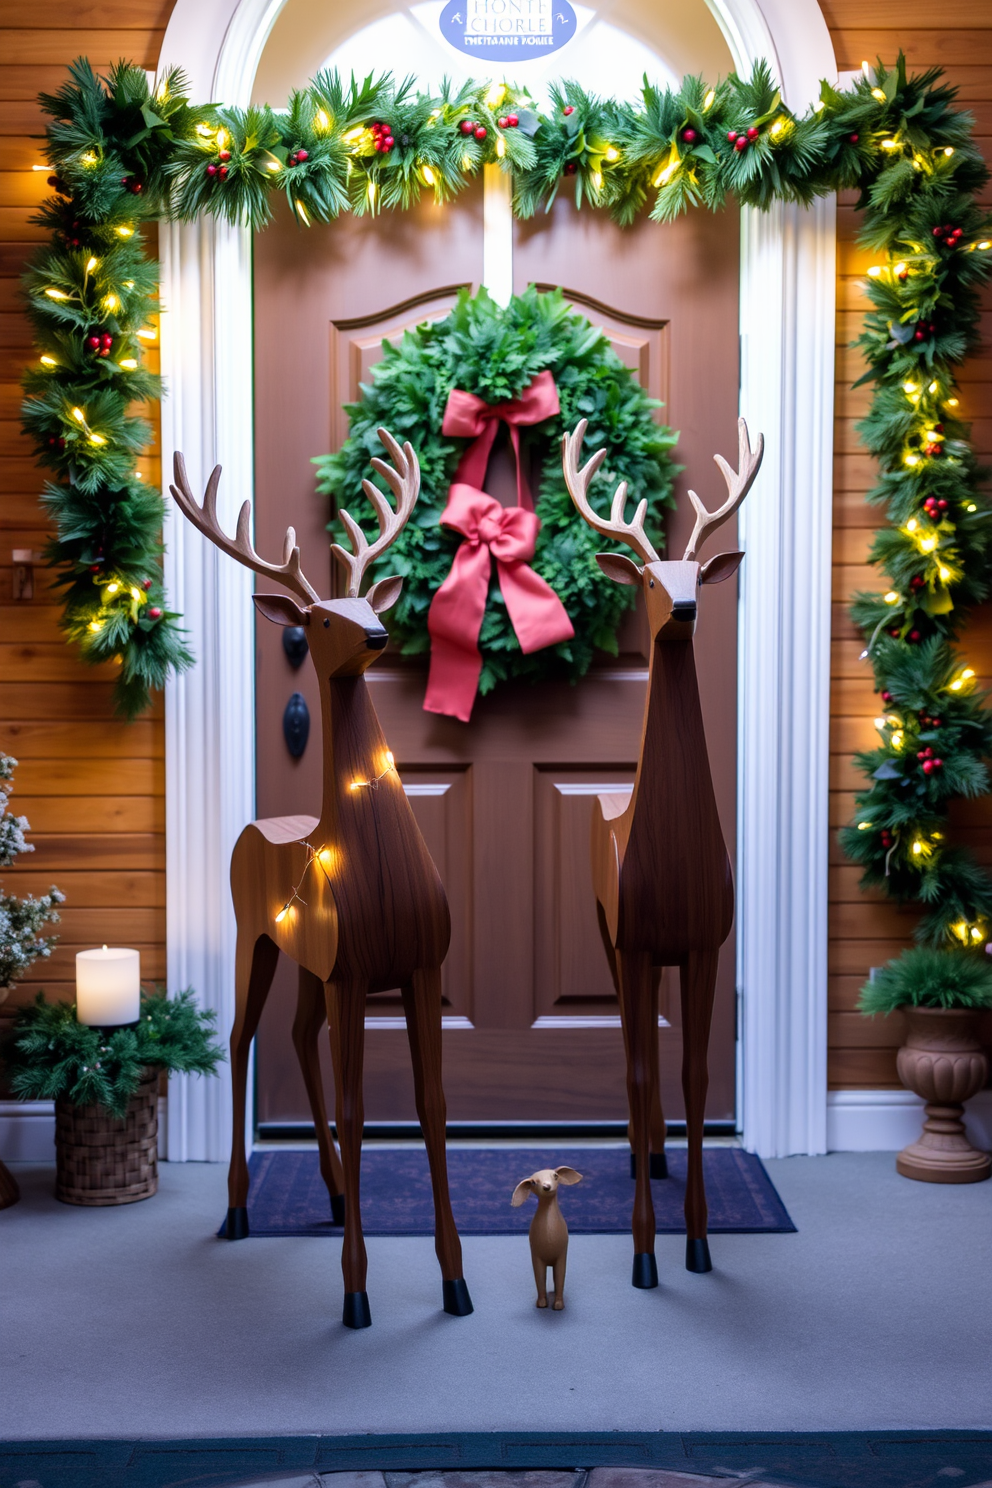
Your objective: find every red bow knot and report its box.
[441,368,560,510]
[424,484,574,723]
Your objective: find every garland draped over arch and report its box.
[17,54,992,958]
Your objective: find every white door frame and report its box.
[156,0,837,1161]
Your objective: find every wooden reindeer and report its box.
[562,417,763,1286]
[170,429,473,1330]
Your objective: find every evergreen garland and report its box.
[313,286,679,695]
[19,54,992,989]
[5,988,224,1118]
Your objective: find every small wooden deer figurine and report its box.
[511,1166,582,1310]
[170,429,472,1329]
[562,418,763,1286]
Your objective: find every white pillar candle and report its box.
[76,945,141,1026]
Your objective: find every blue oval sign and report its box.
[439,0,577,59]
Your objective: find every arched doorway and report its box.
[158,0,837,1160]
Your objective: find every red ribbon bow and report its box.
[441,368,560,510]
[424,483,575,723]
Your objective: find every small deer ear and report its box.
[555,1166,583,1185]
[700,551,744,585]
[511,1179,535,1208]
[596,552,642,586]
[366,574,404,614]
[252,593,310,627]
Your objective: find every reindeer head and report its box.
[170,428,419,678]
[562,419,763,641]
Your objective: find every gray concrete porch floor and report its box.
[1,1151,990,1440]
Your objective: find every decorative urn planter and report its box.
[896,1006,991,1183]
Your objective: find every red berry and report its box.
[849,133,859,143]
[938,498,948,510]
[206,163,217,176]
[934,758,943,769]
[142,578,153,590]
[148,607,162,620]
[914,330,924,341]
[474,126,486,140]
[682,127,697,143]
[890,627,902,638]
[922,759,934,774]
[563,105,574,115]
[498,117,508,129]
[296,148,308,162]
[102,333,112,346]
[132,182,142,194]
[932,226,942,237]
[908,629,921,642]
[881,690,892,702]
[219,149,231,162]
[87,335,101,349]
[564,161,578,175]
[219,166,228,180]
[747,125,759,140]
[507,115,518,127]
[384,136,394,148]
[734,137,748,152]
[727,131,737,142]
[460,119,474,134]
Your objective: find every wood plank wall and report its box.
[1,0,988,1095]
[820,1,992,1086]
[0,2,172,1049]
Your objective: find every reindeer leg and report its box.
[293,966,345,1225]
[648,969,668,1179]
[325,977,371,1328]
[227,933,279,1240]
[680,948,719,1273]
[401,967,472,1317]
[616,947,658,1288]
[532,1249,549,1308]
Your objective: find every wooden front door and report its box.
[251,184,740,1127]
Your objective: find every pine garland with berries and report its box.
[20,54,992,986]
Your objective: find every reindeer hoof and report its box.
[225,1206,249,1240]
[536,1297,548,1308]
[330,1193,345,1226]
[442,1278,474,1316]
[342,1291,372,1329]
[632,1252,659,1289]
[686,1237,712,1273]
[553,1299,564,1310]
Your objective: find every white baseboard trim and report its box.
[0,1101,54,1162]
[827,1088,992,1152]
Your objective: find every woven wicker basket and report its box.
[55,1067,158,1206]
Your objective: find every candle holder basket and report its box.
[55,1067,158,1206]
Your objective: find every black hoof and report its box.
[629,1153,668,1180]
[632,1252,659,1289]
[442,1278,474,1317]
[342,1291,372,1329]
[225,1206,249,1240]
[686,1236,712,1273]
[330,1192,345,1226]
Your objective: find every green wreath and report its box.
[313,286,679,697]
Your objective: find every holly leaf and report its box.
[515,109,540,138]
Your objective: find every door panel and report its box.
[252,187,739,1126]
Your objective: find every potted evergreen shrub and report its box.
[0,754,64,1209]
[860,947,992,1183]
[5,989,224,1205]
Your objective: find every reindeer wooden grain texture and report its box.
[562,417,764,1286]
[170,429,473,1329]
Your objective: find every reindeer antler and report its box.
[330,427,420,597]
[169,454,320,605]
[561,420,660,567]
[682,418,764,562]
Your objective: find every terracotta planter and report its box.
[895,1006,991,1183]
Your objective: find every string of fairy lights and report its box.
[18,53,992,961]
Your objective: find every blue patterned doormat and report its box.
[218,1145,795,1237]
